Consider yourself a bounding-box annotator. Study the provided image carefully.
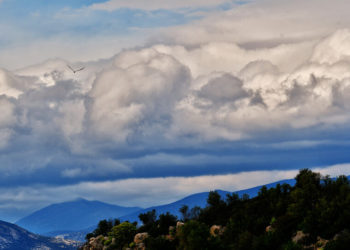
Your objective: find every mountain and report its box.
[16,179,296,241]
[0,220,79,250]
[16,198,142,235]
[120,178,296,223]
[120,190,231,223]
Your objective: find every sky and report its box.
[1,0,350,222]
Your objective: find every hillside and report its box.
[16,198,142,235]
[0,220,79,250]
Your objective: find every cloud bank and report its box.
[1,28,350,183]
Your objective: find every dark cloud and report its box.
[197,74,249,104]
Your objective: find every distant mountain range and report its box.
[120,178,296,223]
[0,220,79,250]
[16,198,141,235]
[14,178,296,242]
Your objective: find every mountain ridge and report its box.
[16,198,142,235]
[0,220,79,250]
[120,178,296,223]
[15,178,297,241]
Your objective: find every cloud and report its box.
[87,49,191,142]
[2,0,350,222]
[0,95,16,149]
[1,29,350,180]
[197,74,249,104]
[90,0,234,11]
[155,0,350,47]
[311,29,350,64]
[0,34,146,70]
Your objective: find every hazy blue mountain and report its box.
[120,178,296,223]
[16,179,296,241]
[0,220,79,250]
[16,198,142,235]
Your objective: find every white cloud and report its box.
[87,49,191,142]
[90,0,234,11]
[0,96,16,149]
[2,0,350,221]
[311,29,350,64]
[152,0,350,52]
[0,69,25,98]
[0,34,146,70]
[1,29,350,155]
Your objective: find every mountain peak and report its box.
[16,200,142,235]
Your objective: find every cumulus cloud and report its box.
[87,49,191,142]
[2,0,350,222]
[1,29,350,177]
[0,96,17,149]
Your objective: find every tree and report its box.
[93,219,113,236]
[199,191,228,225]
[189,206,201,220]
[207,191,223,207]
[109,222,137,250]
[139,209,157,226]
[177,220,210,250]
[158,212,177,235]
[180,205,189,221]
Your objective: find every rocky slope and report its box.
[0,220,80,250]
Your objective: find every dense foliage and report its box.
[82,169,350,249]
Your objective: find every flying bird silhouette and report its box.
[67,65,85,74]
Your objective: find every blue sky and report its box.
[1,0,350,222]
[0,0,235,69]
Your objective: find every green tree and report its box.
[109,222,137,250]
[93,219,114,236]
[180,205,189,221]
[158,212,177,235]
[177,220,210,250]
[139,209,157,226]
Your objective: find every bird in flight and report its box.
[67,65,85,74]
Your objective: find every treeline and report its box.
[81,169,350,250]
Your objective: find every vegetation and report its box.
[81,169,350,249]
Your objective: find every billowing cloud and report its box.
[87,49,191,142]
[0,29,350,179]
[2,0,350,222]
